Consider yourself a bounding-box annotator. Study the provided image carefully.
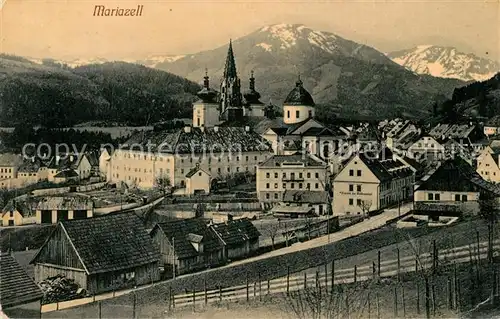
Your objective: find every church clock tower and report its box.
[219,40,244,122]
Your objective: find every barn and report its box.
[209,218,260,260]
[30,212,160,295]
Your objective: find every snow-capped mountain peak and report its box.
[388,45,500,82]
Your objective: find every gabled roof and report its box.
[35,196,93,211]
[2,199,36,217]
[31,212,159,274]
[416,156,500,196]
[210,218,260,246]
[185,166,210,178]
[1,253,43,307]
[152,218,223,259]
[54,169,79,178]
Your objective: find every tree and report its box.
[265,222,281,250]
[358,199,373,217]
[155,175,171,196]
[478,198,499,264]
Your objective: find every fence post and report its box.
[432,240,438,274]
[246,273,249,302]
[315,271,319,291]
[368,292,371,319]
[415,258,418,273]
[402,284,406,318]
[416,281,420,315]
[397,247,401,282]
[98,301,102,319]
[432,281,436,316]
[192,283,196,311]
[393,286,398,317]
[378,250,381,280]
[331,260,335,292]
[132,292,136,319]
[204,275,208,306]
[304,272,307,289]
[354,265,357,283]
[376,292,380,319]
[259,274,262,302]
[219,285,222,302]
[253,282,256,298]
[172,287,176,309]
[425,277,430,319]
[447,276,452,310]
[346,293,350,319]
[476,230,480,263]
[168,286,171,312]
[287,266,290,296]
[267,279,270,295]
[324,263,328,291]
[453,263,458,310]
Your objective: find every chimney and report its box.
[214,126,219,133]
[184,126,191,133]
[245,126,250,132]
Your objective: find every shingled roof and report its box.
[31,212,159,275]
[1,253,43,308]
[259,153,326,168]
[416,156,500,196]
[152,218,223,259]
[210,218,260,246]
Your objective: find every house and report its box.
[0,253,44,319]
[150,218,224,275]
[476,145,500,183]
[30,212,160,295]
[407,135,446,162]
[35,196,94,224]
[53,169,79,184]
[47,153,92,182]
[256,153,328,203]
[185,165,211,195]
[271,190,330,217]
[414,156,500,216]
[0,153,23,181]
[1,200,36,226]
[429,123,485,146]
[484,115,500,136]
[209,218,260,260]
[332,153,415,217]
[17,157,48,184]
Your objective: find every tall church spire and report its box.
[223,39,237,79]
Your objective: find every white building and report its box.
[256,153,328,203]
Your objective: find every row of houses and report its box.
[29,213,260,296]
[0,152,99,190]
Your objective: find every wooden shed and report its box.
[30,212,160,295]
[209,218,260,260]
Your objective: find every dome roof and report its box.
[197,71,218,103]
[283,78,315,107]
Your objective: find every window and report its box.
[462,195,468,202]
[296,110,300,118]
[435,193,440,200]
[274,193,279,199]
[307,173,311,178]
[307,183,310,189]
[349,198,354,206]
[287,110,291,118]
[357,185,362,192]
[218,168,221,173]
[266,172,270,178]
[266,193,270,199]
[299,183,303,189]
[266,183,270,189]
[283,172,286,178]
[308,110,312,118]
[198,172,202,176]
[315,183,319,189]
[236,156,240,161]
[236,167,240,172]
[275,173,278,178]
[315,173,319,178]
[428,193,434,200]
[291,183,295,189]
[274,183,278,189]
[349,184,354,192]
[357,199,362,206]
[357,170,362,177]
[283,183,286,189]
[299,173,303,178]
[349,169,354,176]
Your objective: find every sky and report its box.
[1,0,499,61]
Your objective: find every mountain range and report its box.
[10,23,499,122]
[387,45,500,82]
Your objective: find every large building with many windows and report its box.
[332,153,415,217]
[256,154,328,203]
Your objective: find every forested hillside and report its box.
[0,54,201,127]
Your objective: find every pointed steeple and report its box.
[243,70,262,105]
[249,70,255,91]
[223,39,237,79]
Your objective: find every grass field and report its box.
[38,217,499,318]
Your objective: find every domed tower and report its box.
[219,40,243,122]
[283,75,315,124]
[243,70,265,117]
[193,69,220,128]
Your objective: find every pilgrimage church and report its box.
[104,41,347,189]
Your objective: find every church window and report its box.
[296,110,300,118]
[197,118,200,126]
